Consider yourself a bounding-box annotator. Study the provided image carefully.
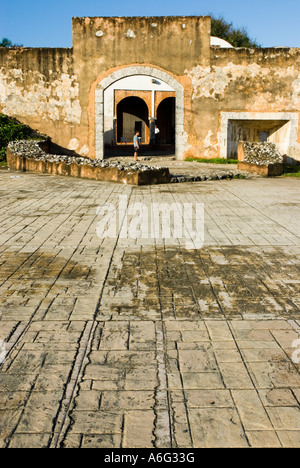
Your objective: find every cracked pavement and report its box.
[0,170,300,448]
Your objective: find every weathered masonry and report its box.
[0,16,299,161]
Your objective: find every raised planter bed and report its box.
[237,161,283,177]
[7,141,171,186]
[237,141,284,177]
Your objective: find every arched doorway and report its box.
[156,97,176,147]
[95,66,185,160]
[116,96,149,144]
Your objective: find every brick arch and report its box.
[116,95,150,144]
[95,65,185,160]
[114,91,152,118]
[156,97,176,145]
[154,91,176,118]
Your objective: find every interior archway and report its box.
[156,97,176,146]
[116,96,149,144]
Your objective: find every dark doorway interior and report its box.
[135,121,142,136]
[156,97,176,146]
[117,97,149,144]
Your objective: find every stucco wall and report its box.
[0,17,299,161]
[184,47,300,159]
[0,47,89,154]
[73,16,210,159]
[72,16,211,76]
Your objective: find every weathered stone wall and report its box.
[0,16,300,161]
[185,47,300,159]
[73,16,210,159]
[72,16,211,76]
[0,47,88,154]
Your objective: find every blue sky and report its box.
[1,0,299,48]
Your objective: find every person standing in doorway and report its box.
[133,131,140,161]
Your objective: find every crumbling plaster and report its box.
[187,63,300,110]
[184,57,300,159]
[0,17,299,160]
[0,47,88,155]
[0,68,81,123]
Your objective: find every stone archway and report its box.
[95,66,185,160]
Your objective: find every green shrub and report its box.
[185,157,238,164]
[211,16,260,48]
[282,165,300,177]
[0,114,37,163]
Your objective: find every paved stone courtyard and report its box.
[0,169,300,448]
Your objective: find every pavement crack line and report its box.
[49,187,134,448]
[49,320,97,448]
[153,321,173,448]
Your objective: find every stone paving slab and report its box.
[0,171,299,448]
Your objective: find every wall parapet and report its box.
[210,46,300,66]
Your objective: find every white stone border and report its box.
[220,112,299,158]
[95,66,185,160]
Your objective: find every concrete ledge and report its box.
[238,161,283,177]
[7,144,171,186]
